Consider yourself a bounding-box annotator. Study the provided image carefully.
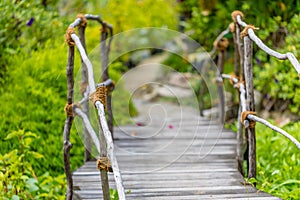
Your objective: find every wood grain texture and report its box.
[72,102,278,199]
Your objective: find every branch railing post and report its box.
[233,19,245,176]
[217,49,225,123]
[243,34,256,180]
[63,39,75,200]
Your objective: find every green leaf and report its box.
[28,152,44,159]
[5,130,23,140]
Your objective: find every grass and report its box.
[226,120,300,199]
[255,121,300,199]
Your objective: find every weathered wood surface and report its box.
[73,101,279,199]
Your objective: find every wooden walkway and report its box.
[73,101,279,200]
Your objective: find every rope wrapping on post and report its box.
[229,22,235,33]
[231,10,244,23]
[76,14,87,27]
[97,157,113,172]
[228,74,239,85]
[89,85,108,109]
[65,27,76,46]
[241,111,257,128]
[64,103,74,117]
[240,25,259,38]
[213,38,229,51]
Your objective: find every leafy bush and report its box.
[0,130,65,199]
[254,14,300,114]
[0,0,61,77]
[0,40,83,176]
[183,1,300,115]
[93,0,178,33]
[183,0,300,50]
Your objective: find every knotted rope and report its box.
[64,103,81,117]
[228,74,239,85]
[65,27,76,46]
[231,10,244,23]
[229,22,235,33]
[64,103,74,117]
[213,38,229,51]
[97,157,113,172]
[76,14,87,27]
[240,25,259,38]
[241,111,257,128]
[89,85,107,109]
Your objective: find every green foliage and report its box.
[0,130,65,199]
[0,0,62,75]
[110,189,119,200]
[183,0,300,50]
[256,122,300,199]
[96,0,178,33]
[254,14,300,114]
[0,40,84,176]
[162,53,192,73]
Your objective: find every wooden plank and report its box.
[72,110,277,199]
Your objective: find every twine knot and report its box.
[240,25,259,38]
[65,27,76,46]
[64,103,74,117]
[64,103,81,117]
[241,111,257,128]
[213,38,229,51]
[229,22,235,33]
[89,85,107,109]
[228,74,239,85]
[97,157,112,172]
[231,10,244,23]
[76,14,87,27]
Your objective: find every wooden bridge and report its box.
[63,11,300,200]
[72,100,278,200]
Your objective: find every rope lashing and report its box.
[228,74,239,85]
[65,27,76,46]
[64,103,74,117]
[229,22,235,33]
[231,10,244,23]
[64,103,81,117]
[240,25,259,38]
[213,38,229,51]
[89,85,107,108]
[97,157,113,172]
[241,111,257,128]
[76,14,87,27]
[80,81,89,94]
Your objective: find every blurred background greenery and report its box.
[0,0,299,199]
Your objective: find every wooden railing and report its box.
[62,14,125,200]
[212,11,300,181]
